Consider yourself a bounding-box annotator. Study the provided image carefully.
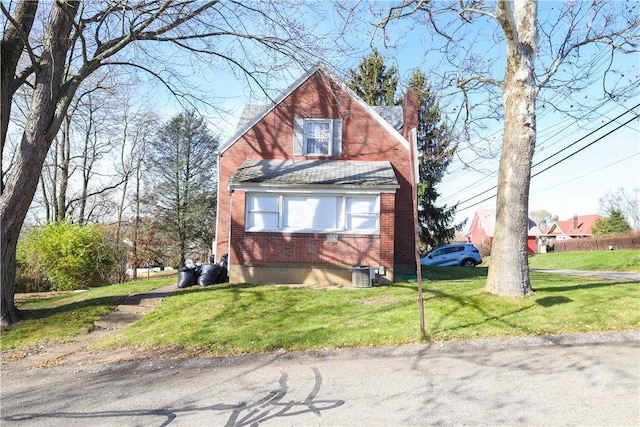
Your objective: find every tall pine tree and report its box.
[348,52,462,250]
[348,48,400,106]
[145,111,218,266]
[408,70,464,250]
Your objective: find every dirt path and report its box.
[1,284,183,370]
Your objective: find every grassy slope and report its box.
[95,267,639,356]
[1,278,175,351]
[3,250,638,355]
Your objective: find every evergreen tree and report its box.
[145,111,218,266]
[348,48,400,106]
[348,51,462,250]
[592,209,632,235]
[409,70,464,250]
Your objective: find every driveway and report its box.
[531,269,640,282]
[1,331,638,426]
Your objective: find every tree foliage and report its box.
[348,48,400,106]
[409,70,463,249]
[599,188,639,231]
[17,221,118,291]
[592,209,632,236]
[348,52,460,249]
[529,209,554,232]
[145,111,218,267]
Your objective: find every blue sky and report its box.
[158,1,640,228]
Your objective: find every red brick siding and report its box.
[240,233,381,266]
[216,70,415,276]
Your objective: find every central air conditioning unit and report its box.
[352,266,374,288]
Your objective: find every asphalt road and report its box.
[1,331,638,426]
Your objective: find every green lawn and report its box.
[2,251,638,356]
[527,249,640,271]
[1,278,174,351]
[93,268,637,355]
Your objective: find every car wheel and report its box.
[461,259,476,267]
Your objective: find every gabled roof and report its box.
[547,214,604,236]
[234,104,404,135]
[467,208,540,237]
[228,159,399,191]
[219,63,409,155]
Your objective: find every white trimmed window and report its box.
[304,120,332,155]
[245,193,379,234]
[246,194,280,230]
[346,197,378,231]
[293,118,342,156]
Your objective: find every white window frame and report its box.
[245,191,380,235]
[246,194,281,231]
[293,118,342,157]
[303,119,333,156]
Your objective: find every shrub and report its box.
[17,221,118,291]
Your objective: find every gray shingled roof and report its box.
[234,103,273,134]
[372,106,403,132]
[229,159,399,189]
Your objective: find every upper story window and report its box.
[304,119,332,155]
[293,118,342,157]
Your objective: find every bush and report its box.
[17,221,118,291]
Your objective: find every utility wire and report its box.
[452,104,639,208]
[532,102,640,170]
[532,152,639,195]
[440,104,618,204]
[530,113,638,179]
[440,81,640,203]
[456,110,639,212]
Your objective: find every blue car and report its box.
[420,243,483,267]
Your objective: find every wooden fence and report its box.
[553,233,640,252]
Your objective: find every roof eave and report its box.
[228,182,399,192]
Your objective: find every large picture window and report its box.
[245,193,379,234]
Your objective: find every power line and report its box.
[530,113,639,179]
[455,108,639,212]
[439,80,640,204]
[531,152,639,195]
[439,99,636,205]
[531,102,640,171]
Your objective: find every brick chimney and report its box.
[402,88,419,140]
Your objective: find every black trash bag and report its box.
[177,267,198,288]
[198,254,229,286]
[219,253,229,269]
[218,254,229,283]
[198,263,224,286]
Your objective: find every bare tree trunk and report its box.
[56,117,71,221]
[485,0,538,297]
[78,111,94,225]
[1,1,80,327]
[0,0,38,195]
[39,176,51,223]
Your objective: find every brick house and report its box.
[214,65,418,286]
